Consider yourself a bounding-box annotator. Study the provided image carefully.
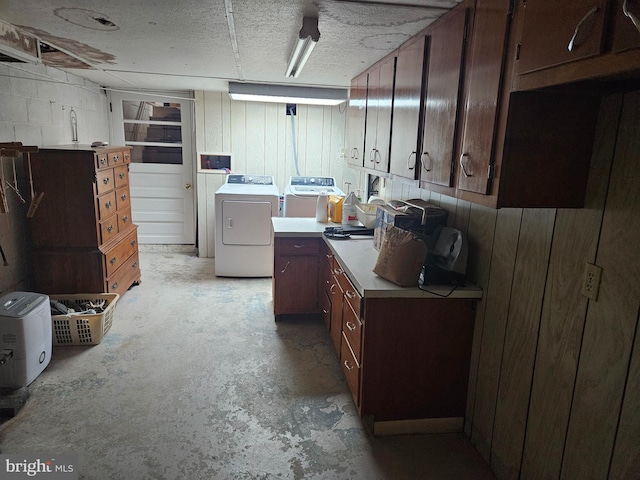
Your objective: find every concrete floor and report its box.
[0,248,495,479]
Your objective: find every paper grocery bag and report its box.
[373,225,427,287]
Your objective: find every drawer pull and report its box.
[345,290,357,299]
[107,225,114,233]
[568,6,599,51]
[105,201,112,209]
[110,257,116,265]
[330,283,337,294]
[100,157,107,165]
[322,308,328,315]
[111,282,118,290]
[623,0,640,33]
[119,172,125,179]
[122,215,129,223]
[281,261,291,274]
[103,177,110,185]
[344,360,354,371]
[121,194,127,201]
[131,240,137,247]
[333,268,343,275]
[294,244,306,249]
[132,262,138,268]
[346,321,357,332]
[113,155,119,162]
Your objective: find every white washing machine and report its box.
[214,174,279,277]
[282,176,344,217]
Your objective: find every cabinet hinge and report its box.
[516,43,521,61]
[488,163,495,181]
[509,0,516,17]
[109,102,112,112]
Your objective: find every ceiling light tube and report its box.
[285,17,320,78]
[229,82,347,106]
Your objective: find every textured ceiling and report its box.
[0,0,463,91]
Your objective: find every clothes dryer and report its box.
[214,174,279,277]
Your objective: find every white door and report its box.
[109,91,195,244]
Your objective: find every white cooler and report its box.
[0,292,52,388]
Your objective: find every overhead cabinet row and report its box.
[347,0,640,209]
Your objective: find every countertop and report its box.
[272,217,483,300]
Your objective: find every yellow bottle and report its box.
[328,195,344,223]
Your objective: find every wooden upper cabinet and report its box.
[516,0,608,75]
[389,35,426,180]
[347,73,368,168]
[364,56,396,173]
[611,0,640,52]
[419,6,468,188]
[457,0,510,196]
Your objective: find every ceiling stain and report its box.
[18,26,116,66]
[360,32,412,50]
[54,7,119,31]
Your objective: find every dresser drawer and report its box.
[114,164,128,189]
[341,333,361,407]
[336,267,361,318]
[96,168,115,195]
[99,216,119,244]
[122,149,131,163]
[107,251,140,295]
[343,300,362,363]
[118,207,133,232]
[277,238,320,256]
[96,153,109,169]
[108,150,124,166]
[104,229,139,277]
[115,187,130,211]
[97,191,117,220]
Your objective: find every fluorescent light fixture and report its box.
[285,17,320,78]
[229,82,347,106]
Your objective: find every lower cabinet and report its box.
[273,237,321,317]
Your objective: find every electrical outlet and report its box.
[581,262,602,301]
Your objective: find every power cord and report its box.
[418,283,459,298]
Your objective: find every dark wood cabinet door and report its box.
[612,0,640,52]
[457,0,511,195]
[389,35,425,180]
[364,57,396,173]
[516,0,608,74]
[274,255,319,315]
[420,7,468,188]
[347,73,368,167]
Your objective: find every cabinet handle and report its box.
[344,360,354,371]
[132,262,138,268]
[333,268,343,275]
[105,201,112,209]
[107,225,114,233]
[113,155,119,162]
[345,290,357,299]
[119,172,125,179]
[330,283,337,294]
[374,149,381,164]
[623,0,640,33]
[121,194,127,201]
[346,321,357,332]
[281,261,291,274]
[131,240,137,247]
[322,308,328,315]
[350,147,359,160]
[111,282,118,290]
[408,152,416,170]
[103,177,110,185]
[110,257,116,265]
[369,149,376,163]
[293,244,306,249]
[459,153,473,177]
[100,157,107,165]
[568,6,599,51]
[122,215,129,223]
[421,152,432,172]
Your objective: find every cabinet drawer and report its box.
[114,164,128,189]
[116,187,130,211]
[97,191,117,220]
[97,153,109,169]
[104,229,139,277]
[107,251,140,295]
[108,150,124,166]
[343,301,362,363]
[99,217,119,244]
[122,149,131,163]
[336,268,361,318]
[278,238,320,255]
[96,168,115,195]
[341,333,361,407]
[118,207,133,232]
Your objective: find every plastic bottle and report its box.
[342,191,358,226]
[316,192,329,223]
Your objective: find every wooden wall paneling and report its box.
[204,92,225,153]
[305,106,324,175]
[245,102,266,174]
[328,106,344,182]
[610,310,640,478]
[230,100,247,174]
[295,106,309,175]
[221,94,232,154]
[470,207,522,462]
[520,95,621,480]
[464,202,498,437]
[264,103,280,180]
[194,91,205,153]
[452,199,471,236]
[562,91,640,480]
[437,194,458,225]
[276,102,288,192]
